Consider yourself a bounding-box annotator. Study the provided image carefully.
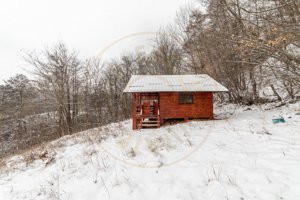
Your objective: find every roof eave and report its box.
[123,90,229,93]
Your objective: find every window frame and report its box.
[178,92,194,104]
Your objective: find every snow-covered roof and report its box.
[123,74,228,93]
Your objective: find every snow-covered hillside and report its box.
[1,102,300,200]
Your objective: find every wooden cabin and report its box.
[123,75,228,129]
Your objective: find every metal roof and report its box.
[123,74,229,93]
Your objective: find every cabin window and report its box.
[179,93,193,104]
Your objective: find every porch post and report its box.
[132,93,137,130]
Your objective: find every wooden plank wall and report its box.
[132,92,213,129]
[159,92,213,121]
[132,94,137,130]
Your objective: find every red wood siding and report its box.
[132,92,213,129]
[159,92,213,120]
[132,94,137,129]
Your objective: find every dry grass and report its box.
[23,151,36,166]
[126,148,136,158]
[83,146,97,156]
[0,143,45,171]
[0,158,5,169]
[20,144,57,167]
[1,122,114,172]
[207,163,223,184]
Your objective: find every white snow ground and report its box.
[1,102,300,200]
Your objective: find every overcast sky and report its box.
[0,0,192,82]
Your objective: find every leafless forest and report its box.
[1,0,299,157]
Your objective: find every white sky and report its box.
[0,0,192,82]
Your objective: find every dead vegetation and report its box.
[23,145,56,167]
[0,123,116,171]
[126,148,136,158]
[0,158,5,169]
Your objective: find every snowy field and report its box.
[0,102,300,200]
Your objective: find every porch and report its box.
[132,93,160,129]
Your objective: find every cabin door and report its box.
[142,100,151,115]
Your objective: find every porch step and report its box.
[142,120,158,123]
[142,123,159,127]
[142,119,159,128]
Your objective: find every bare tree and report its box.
[149,31,184,75]
[25,43,81,136]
